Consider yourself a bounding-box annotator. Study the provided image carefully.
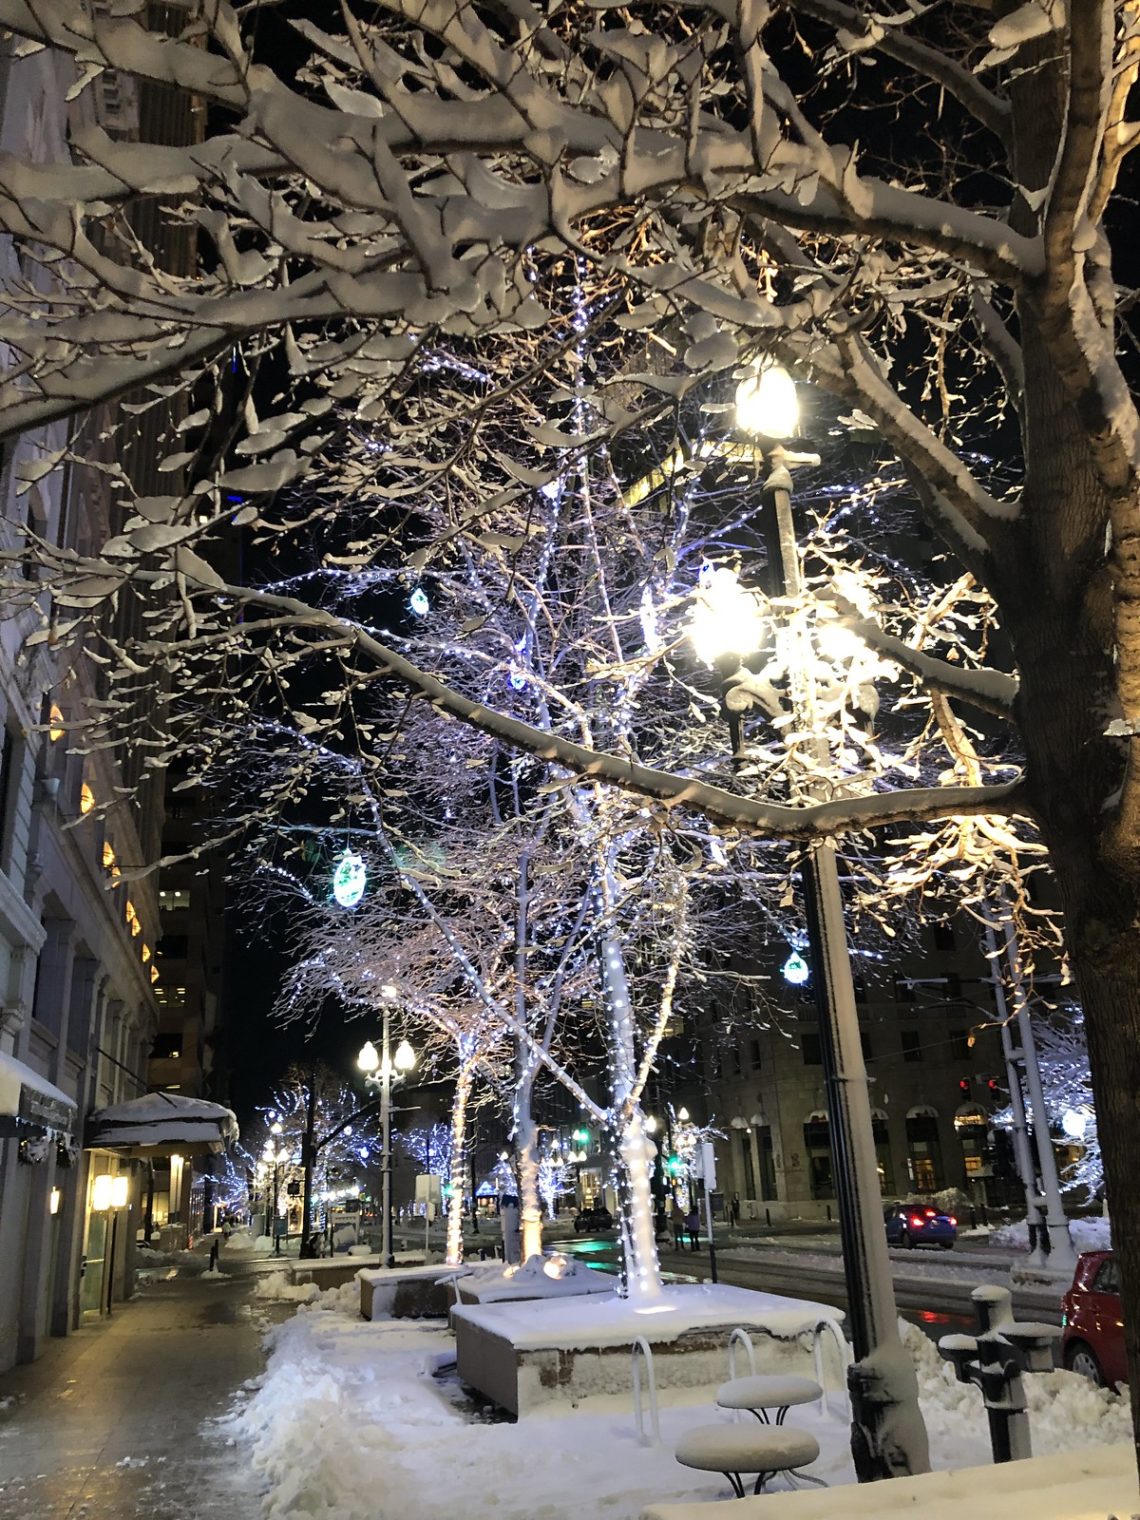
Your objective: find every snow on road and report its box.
[225,1281,1130,1520]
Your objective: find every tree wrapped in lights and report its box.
[247,1066,386,1245]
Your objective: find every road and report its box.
[558,1231,1064,1335]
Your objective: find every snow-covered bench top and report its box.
[357,1264,468,1286]
[450,1283,844,1352]
[643,1443,1139,1520]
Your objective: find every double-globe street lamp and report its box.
[689,364,922,1479]
[263,1121,289,1256]
[357,983,416,1269]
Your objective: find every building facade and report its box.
[667,915,1026,1223]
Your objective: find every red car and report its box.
[1061,1250,1126,1387]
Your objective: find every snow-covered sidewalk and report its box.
[223,1276,1131,1520]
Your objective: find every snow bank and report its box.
[989,1215,1110,1255]
[903,1320,1131,1466]
[222,1231,261,1253]
[222,1295,1131,1520]
[643,1442,1137,1520]
[253,1272,320,1305]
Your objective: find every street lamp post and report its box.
[689,365,929,1481]
[358,985,416,1269]
[264,1122,287,1256]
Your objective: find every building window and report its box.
[950,1028,971,1060]
[803,1119,832,1199]
[932,921,956,952]
[158,934,189,961]
[860,1029,872,1061]
[800,1032,822,1065]
[749,1039,762,1070]
[901,1030,922,1062]
[894,977,915,1004]
[906,1112,944,1192]
[852,977,867,1004]
[150,1032,182,1060]
[159,889,191,912]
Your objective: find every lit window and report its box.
[150,964,159,983]
[158,889,191,912]
[141,943,151,963]
[125,900,141,937]
[102,840,116,870]
[80,782,95,815]
[49,705,65,742]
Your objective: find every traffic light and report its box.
[572,1127,591,1146]
[986,1076,1002,1096]
[958,1078,972,1097]
[664,1154,684,1178]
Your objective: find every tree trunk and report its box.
[514,1058,543,1262]
[446,1065,474,1267]
[598,930,664,1303]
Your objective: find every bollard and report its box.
[938,1284,1061,1464]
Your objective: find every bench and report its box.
[716,1373,823,1425]
[674,1423,821,1498]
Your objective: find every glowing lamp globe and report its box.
[1061,1107,1089,1140]
[357,1040,380,1075]
[332,849,367,908]
[394,1038,416,1073]
[688,565,766,666]
[782,950,810,986]
[735,363,799,439]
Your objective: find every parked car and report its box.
[883,1201,957,1249]
[1061,1250,1126,1387]
[574,1205,614,1233]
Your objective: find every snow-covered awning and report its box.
[86,1091,239,1157]
[0,1051,77,1136]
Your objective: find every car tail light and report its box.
[949,1216,957,1226]
[910,1215,925,1230]
[923,1208,936,1217]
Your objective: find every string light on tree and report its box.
[409,586,430,616]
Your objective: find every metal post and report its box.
[382,1001,394,1269]
[300,1074,318,1258]
[765,452,927,1480]
[272,1164,281,1255]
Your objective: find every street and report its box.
[554,1229,1064,1336]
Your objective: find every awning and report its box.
[0,1051,77,1135]
[86,1090,239,1158]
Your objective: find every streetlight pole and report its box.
[691,365,930,1480]
[358,985,416,1271]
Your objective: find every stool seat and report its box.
[716,1374,823,1412]
[675,1422,820,1476]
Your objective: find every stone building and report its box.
[666,915,1024,1223]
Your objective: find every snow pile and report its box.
[222,1231,265,1254]
[904,1320,1131,1466]
[135,1244,214,1274]
[989,1215,1110,1255]
[303,1278,362,1316]
[253,1272,320,1305]
[347,1244,372,1257]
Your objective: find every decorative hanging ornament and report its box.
[332,849,367,908]
[782,949,810,986]
[409,586,430,616]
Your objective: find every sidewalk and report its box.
[0,1271,266,1520]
